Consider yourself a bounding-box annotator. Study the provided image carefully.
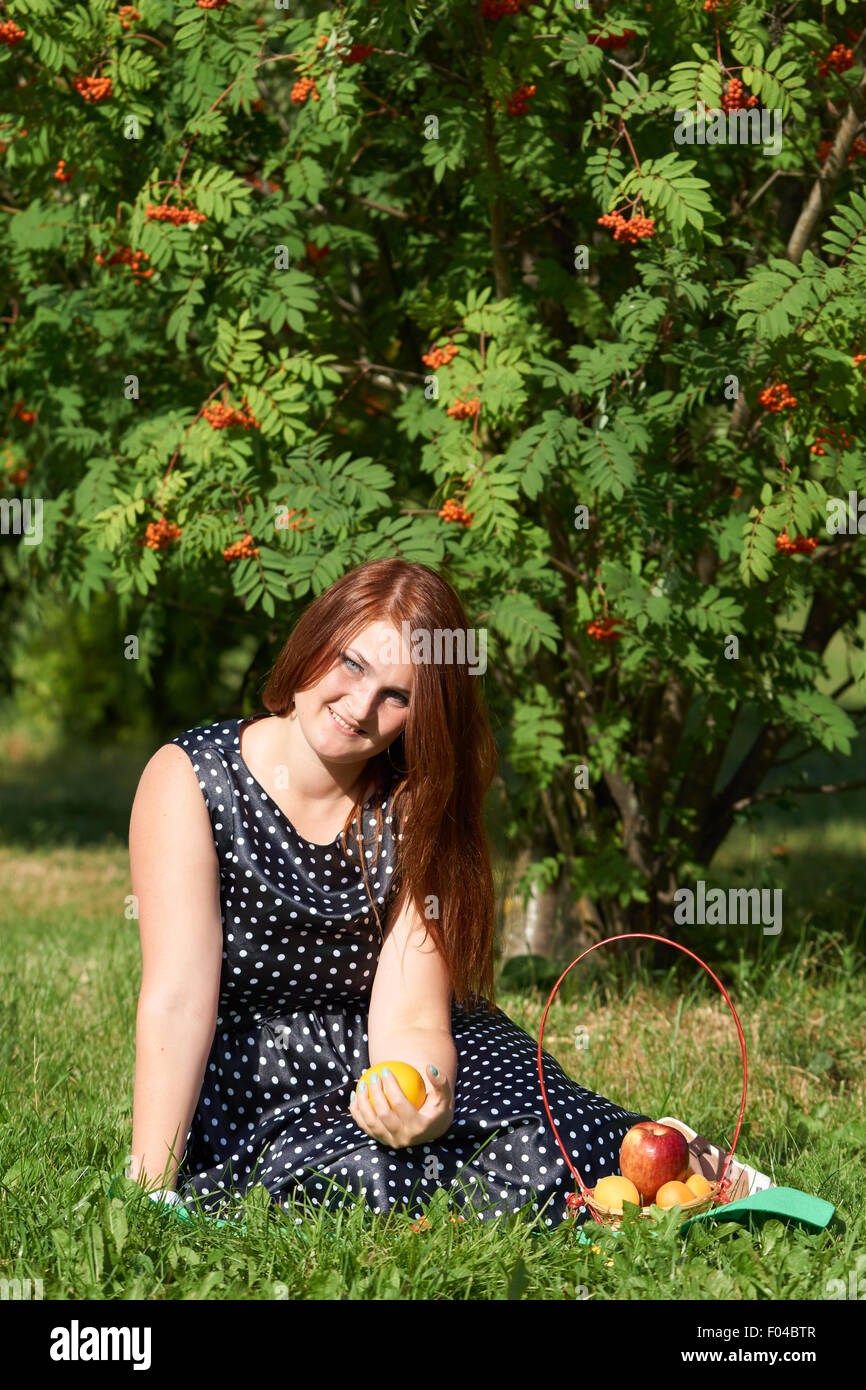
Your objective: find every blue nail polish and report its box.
[358,1081,366,1094]
[381,1067,390,1077]
[430,1065,439,1076]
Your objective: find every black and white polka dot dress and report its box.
[169,715,650,1228]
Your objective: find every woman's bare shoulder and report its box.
[131,742,213,829]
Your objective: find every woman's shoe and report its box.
[657,1116,773,1202]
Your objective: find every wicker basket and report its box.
[583,1179,722,1228]
[536,932,749,1232]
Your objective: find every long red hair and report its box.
[255,558,498,1016]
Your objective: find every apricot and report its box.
[685,1173,713,1198]
[593,1175,641,1211]
[654,1180,694,1209]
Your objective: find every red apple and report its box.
[619,1122,690,1204]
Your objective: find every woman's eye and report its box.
[342,653,407,704]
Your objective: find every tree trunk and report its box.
[499,845,559,960]
[498,844,605,963]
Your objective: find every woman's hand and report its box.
[349,1064,454,1149]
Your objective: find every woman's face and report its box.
[293,620,415,763]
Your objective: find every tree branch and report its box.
[732,777,866,811]
[786,69,866,264]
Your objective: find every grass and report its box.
[1,725,865,1300]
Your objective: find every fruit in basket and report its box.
[654,1180,694,1209]
[619,1122,690,1203]
[592,1175,641,1211]
[685,1173,713,1198]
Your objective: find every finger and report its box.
[351,1080,376,1125]
[378,1068,413,1113]
[354,1078,380,1118]
[366,1071,391,1119]
[350,1083,386,1141]
[426,1065,453,1101]
[369,1072,404,1134]
[357,1075,394,1135]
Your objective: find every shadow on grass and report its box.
[0,737,159,849]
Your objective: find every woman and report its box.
[128,557,651,1227]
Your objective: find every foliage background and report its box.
[2,0,866,947]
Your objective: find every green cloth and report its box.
[679,1185,835,1232]
[573,1184,835,1243]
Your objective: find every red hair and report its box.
[256,558,498,1016]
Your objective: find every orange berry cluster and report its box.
[360,389,389,416]
[439,498,474,527]
[506,83,536,116]
[12,399,37,424]
[242,171,281,194]
[144,519,182,551]
[810,425,856,456]
[586,616,625,642]
[817,135,866,165]
[74,74,113,102]
[587,29,636,49]
[203,398,261,430]
[277,508,315,532]
[598,210,656,242]
[116,5,140,27]
[776,530,818,555]
[4,466,30,486]
[446,396,480,420]
[702,1,717,10]
[0,19,26,45]
[481,0,522,17]
[54,160,74,182]
[340,43,373,65]
[197,0,231,8]
[757,383,796,412]
[421,343,459,369]
[721,78,758,112]
[145,201,207,225]
[314,34,373,62]
[292,76,320,104]
[95,245,154,281]
[817,44,855,77]
[223,533,260,561]
[853,354,866,367]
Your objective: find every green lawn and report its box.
[1,726,864,1300]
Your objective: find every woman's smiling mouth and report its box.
[328,705,365,736]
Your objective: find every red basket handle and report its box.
[536,933,748,1226]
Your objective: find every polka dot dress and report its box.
[170,715,650,1228]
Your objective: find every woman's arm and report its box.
[362,894,457,1140]
[128,745,223,1191]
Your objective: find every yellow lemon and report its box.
[356,1060,427,1110]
